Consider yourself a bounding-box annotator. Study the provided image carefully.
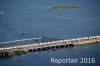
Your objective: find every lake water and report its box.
[0,0,100,66]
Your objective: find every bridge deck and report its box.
[0,36,100,56]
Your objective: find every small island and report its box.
[50,5,80,10]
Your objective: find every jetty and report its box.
[0,35,100,57]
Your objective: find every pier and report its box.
[0,35,100,57]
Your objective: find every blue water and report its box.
[0,0,100,66]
